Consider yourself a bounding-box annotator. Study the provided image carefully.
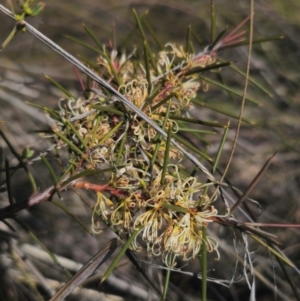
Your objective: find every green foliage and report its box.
[0,2,299,301]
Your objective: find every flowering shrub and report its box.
[47,36,240,267]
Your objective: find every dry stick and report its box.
[230,152,276,214]
[49,238,120,301]
[0,178,80,219]
[0,185,55,219]
[0,4,215,183]
[20,243,159,301]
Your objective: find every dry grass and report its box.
[0,1,300,300]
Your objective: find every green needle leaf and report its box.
[100,231,138,284]
[44,75,75,99]
[200,76,260,105]
[82,23,104,50]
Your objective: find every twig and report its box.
[0,177,79,220]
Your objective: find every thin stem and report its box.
[201,226,207,301]
[215,12,254,195]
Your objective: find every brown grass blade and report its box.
[230,152,276,214]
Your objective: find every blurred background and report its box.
[0,0,300,300]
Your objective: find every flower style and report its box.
[97,48,135,84]
[131,165,224,265]
[119,79,148,108]
[162,213,203,262]
[92,192,114,233]
[156,44,205,108]
[88,138,114,166]
[111,194,141,230]
[157,43,192,75]
[133,205,171,254]
[173,77,200,107]
[160,211,220,266]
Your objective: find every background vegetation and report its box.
[0,0,300,300]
